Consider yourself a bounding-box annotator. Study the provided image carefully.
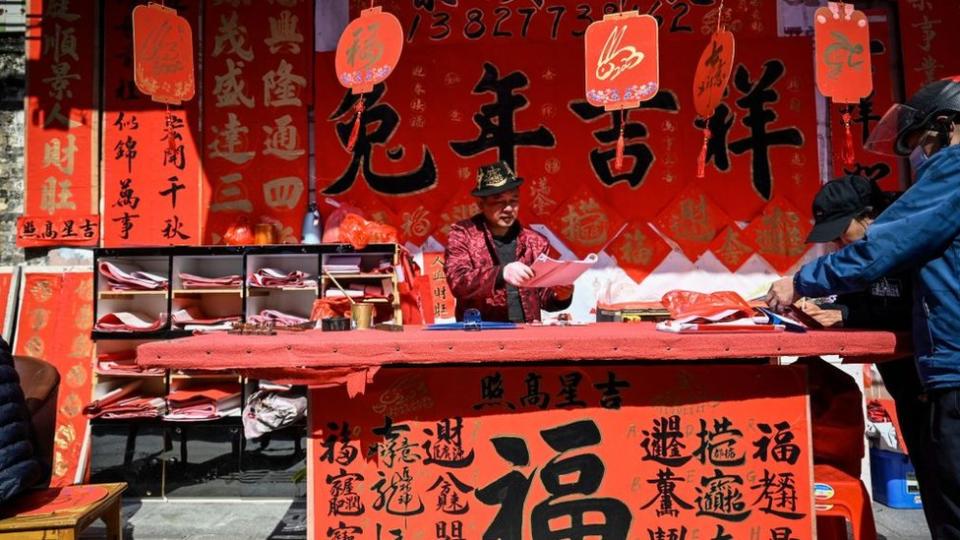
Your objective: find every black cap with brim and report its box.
[472,161,525,197]
[806,213,856,243]
[471,178,524,198]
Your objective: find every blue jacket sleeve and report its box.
[795,146,960,298]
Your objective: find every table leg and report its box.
[104,498,123,540]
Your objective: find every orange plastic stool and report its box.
[814,464,878,540]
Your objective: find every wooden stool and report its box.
[0,483,126,540]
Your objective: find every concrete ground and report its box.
[76,498,929,540]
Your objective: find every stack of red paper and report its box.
[246,309,309,327]
[248,268,316,288]
[179,272,242,289]
[84,381,167,419]
[94,312,166,333]
[99,261,168,291]
[96,350,165,376]
[171,308,240,330]
[165,384,242,421]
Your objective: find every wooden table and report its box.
[0,483,126,540]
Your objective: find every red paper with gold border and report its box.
[549,189,626,260]
[102,0,203,247]
[422,252,456,322]
[654,184,730,262]
[14,271,95,487]
[710,223,759,272]
[607,223,672,285]
[204,0,312,244]
[744,197,812,275]
[315,2,812,242]
[20,0,100,247]
[308,364,815,540]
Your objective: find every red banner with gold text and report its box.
[204,0,312,244]
[102,0,204,246]
[309,364,814,540]
[315,2,819,272]
[14,271,95,487]
[21,0,100,247]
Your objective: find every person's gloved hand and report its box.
[502,262,535,287]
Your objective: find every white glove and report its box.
[502,262,534,287]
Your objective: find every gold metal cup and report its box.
[350,302,374,330]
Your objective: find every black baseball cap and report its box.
[807,175,878,243]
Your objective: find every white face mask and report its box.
[910,145,930,172]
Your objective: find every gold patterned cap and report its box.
[472,161,524,197]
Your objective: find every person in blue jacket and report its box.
[0,336,42,505]
[766,76,960,539]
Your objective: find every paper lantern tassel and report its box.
[346,98,365,153]
[697,126,712,178]
[840,108,856,167]
[614,124,626,172]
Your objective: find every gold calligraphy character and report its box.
[209,113,255,164]
[40,177,76,214]
[44,24,78,63]
[43,102,79,129]
[670,195,714,242]
[618,230,654,266]
[262,176,305,210]
[561,198,609,246]
[263,115,305,161]
[529,177,556,216]
[30,308,50,331]
[69,335,92,359]
[213,58,255,108]
[43,134,77,175]
[715,229,753,267]
[212,11,254,61]
[44,0,79,21]
[756,208,805,257]
[402,206,432,239]
[265,10,303,54]
[596,25,645,82]
[346,23,384,70]
[210,173,253,213]
[912,16,940,53]
[263,59,306,107]
[43,62,80,101]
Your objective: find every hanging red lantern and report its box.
[815,2,872,166]
[132,3,196,105]
[584,11,659,171]
[692,28,735,178]
[335,6,404,152]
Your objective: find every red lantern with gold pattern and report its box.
[335,7,403,95]
[693,29,735,178]
[584,12,660,111]
[815,2,872,165]
[132,4,196,105]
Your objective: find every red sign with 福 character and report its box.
[309,364,815,540]
[21,0,100,247]
[335,7,404,95]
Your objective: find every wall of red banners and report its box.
[314,1,821,278]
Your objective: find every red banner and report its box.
[204,0,312,244]
[315,1,819,274]
[22,0,100,247]
[0,270,15,338]
[309,364,814,540]
[102,0,203,247]
[14,271,95,487]
[897,0,960,97]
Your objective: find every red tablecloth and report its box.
[138,322,907,372]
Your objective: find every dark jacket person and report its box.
[0,336,42,504]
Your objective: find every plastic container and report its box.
[870,447,923,509]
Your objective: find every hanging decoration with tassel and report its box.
[692,0,734,179]
[335,2,404,150]
[814,1,873,168]
[584,2,660,172]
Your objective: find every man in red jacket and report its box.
[444,161,574,322]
